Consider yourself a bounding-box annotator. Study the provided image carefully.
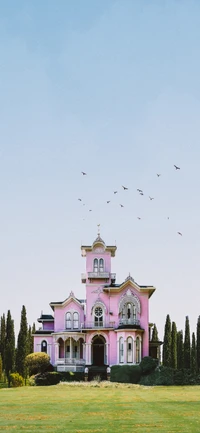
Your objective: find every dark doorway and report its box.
[92,336,105,366]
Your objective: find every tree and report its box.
[184,316,191,369]
[162,314,171,367]
[0,354,2,381]
[196,316,200,372]
[0,314,6,371]
[27,323,36,355]
[5,310,15,386]
[177,330,184,369]
[171,321,177,369]
[191,332,197,373]
[151,324,159,341]
[15,306,28,378]
[25,352,50,375]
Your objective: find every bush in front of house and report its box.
[25,352,51,375]
[10,373,24,387]
[139,366,175,386]
[59,371,84,382]
[139,356,158,375]
[110,365,142,384]
[34,372,61,386]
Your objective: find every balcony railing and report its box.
[82,321,116,329]
[88,272,110,279]
[118,319,140,326]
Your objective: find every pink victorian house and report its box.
[33,234,158,373]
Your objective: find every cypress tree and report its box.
[0,314,6,370]
[177,330,184,369]
[151,324,159,341]
[191,332,197,373]
[16,306,28,377]
[5,310,15,386]
[162,314,171,367]
[196,316,200,372]
[184,316,191,369]
[0,354,2,381]
[171,321,177,369]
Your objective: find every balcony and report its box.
[82,321,115,329]
[117,318,141,329]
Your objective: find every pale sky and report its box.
[1,0,200,341]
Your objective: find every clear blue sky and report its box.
[1,0,200,340]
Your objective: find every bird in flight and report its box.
[174,165,180,170]
[89,209,92,212]
[157,174,161,177]
[122,185,128,190]
[177,231,182,236]
[107,201,110,204]
[149,196,154,201]
[137,189,143,193]
[137,217,141,220]
[114,191,118,194]
[81,171,87,175]
[78,198,82,201]
[139,192,144,196]
[120,204,124,207]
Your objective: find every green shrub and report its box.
[10,373,24,387]
[140,366,174,386]
[59,371,84,382]
[25,352,50,375]
[35,372,61,386]
[111,365,142,384]
[28,375,36,386]
[139,356,158,375]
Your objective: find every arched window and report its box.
[94,306,103,327]
[119,337,124,363]
[41,340,47,353]
[66,312,72,329]
[136,337,140,363]
[119,303,137,325]
[93,259,98,273]
[99,258,104,273]
[127,336,133,363]
[73,312,79,329]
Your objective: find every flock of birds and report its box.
[79,165,182,236]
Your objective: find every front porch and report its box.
[54,333,86,371]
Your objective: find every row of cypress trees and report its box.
[162,314,200,371]
[0,306,35,383]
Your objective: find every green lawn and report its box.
[0,382,200,432]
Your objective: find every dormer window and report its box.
[99,258,104,273]
[94,259,98,273]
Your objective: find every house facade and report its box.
[33,234,158,372]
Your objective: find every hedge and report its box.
[110,365,142,384]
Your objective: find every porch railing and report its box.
[57,358,86,365]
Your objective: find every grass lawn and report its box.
[0,382,200,433]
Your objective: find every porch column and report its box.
[70,337,73,360]
[88,343,92,364]
[55,343,59,363]
[105,343,109,365]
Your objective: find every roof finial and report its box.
[97,223,100,236]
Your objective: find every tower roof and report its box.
[81,232,117,257]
